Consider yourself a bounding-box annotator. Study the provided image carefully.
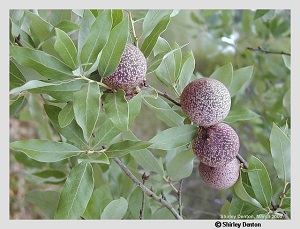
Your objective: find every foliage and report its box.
[9,9,290,220]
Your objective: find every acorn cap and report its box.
[103,44,147,91]
[192,123,240,167]
[198,158,240,189]
[180,78,231,127]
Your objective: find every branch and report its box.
[113,158,183,220]
[14,34,24,47]
[247,46,291,56]
[144,85,181,107]
[177,179,183,217]
[236,153,249,169]
[140,172,149,220]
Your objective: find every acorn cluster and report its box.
[102,44,147,99]
[180,78,240,189]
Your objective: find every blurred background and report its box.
[10,9,290,219]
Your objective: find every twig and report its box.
[247,46,291,56]
[163,177,179,193]
[140,172,149,220]
[144,85,181,107]
[236,153,249,169]
[177,179,183,217]
[127,10,139,47]
[113,158,183,220]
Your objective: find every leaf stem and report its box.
[127,10,139,47]
[113,158,183,220]
[144,85,181,107]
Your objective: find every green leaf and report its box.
[141,16,170,58]
[73,82,102,142]
[58,102,74,128]
[283,89,290,115]
[10,140,82,162]
[104,90,129,131]
[25,190,60,219]
[155,48,176,87]
[47,10,72,26]
[10,96,27,117]
[210,62,233,88]
[228,66,253,97]
[80,10,112,72]
[10,60,26,90]
[55,163,94,219]
[83,184,113,219]
[98,16,129,77]
[91,117,122,149]
[149,125,198,150]
[228,195,263,217]
[152,207,175,219]
[254,10,270,20]
[77,10,95,53]
[143,97,184,127]
[100,197,128,219]
[248,156,273,208]
[128,93,142,125]
[233,173,263,208]
[54,20,81,34]
[106,140,151,158]
[123,130,164,176]
[141,10,173,39]
[112,10,123,28]
[54,28,78,70]
[44,104,88,149]
[282,55,291,70]
[10,79,86,102]
[269,123,290,183]
[10,19,35,48]
[78,152,110,164]
[10,46,74,80]
[26,10,53,43]
[166,149,195,181]
[32,169,66,183]
[176,50,195,93]
[224,109,260,124]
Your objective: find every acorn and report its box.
[180,78,231,127]
[102,44,147,91]
[192,123,240,167]
[198,158,240,189]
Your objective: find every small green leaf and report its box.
[106,140,151,158]
[210,62,233,88]
[176,50,195,93]
[55,163,94,219]
[141,10,173,39]
[78,152,110,164]
[254,10,270,20]
[58,102,74,128]
[73,82,102,142]
[92,117,121,149]
[166,149,195,181]
[26,10,53,43]
[149,125,198,150]
[112,10,123,28]
[283,89,290,115]
[83,184,113,219]
[32,170,66,179]
[10,46,74,80]
[233,173,263,208]
[98,16,129,77]
[10,96,27,117]
[282,55,291,70]
[54,28,78,70]
[10,140,82,162]
[228,66,253,97]
[54,20,81,34]
[104,90,129,131]
[269,123,290,183]
[248,156,273,208]
[25,190,60,219]
[44,104,88,149]
[10,60,26,90]
[141,16,170,58]
[143,97,184,127]
[80,10,112,72]
[224,109,260,124]
[101,197,128,219]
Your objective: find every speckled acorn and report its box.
[198,158,240,189]
[180,78,231,127]
[192,123,240,167]
[103,44,147,91]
